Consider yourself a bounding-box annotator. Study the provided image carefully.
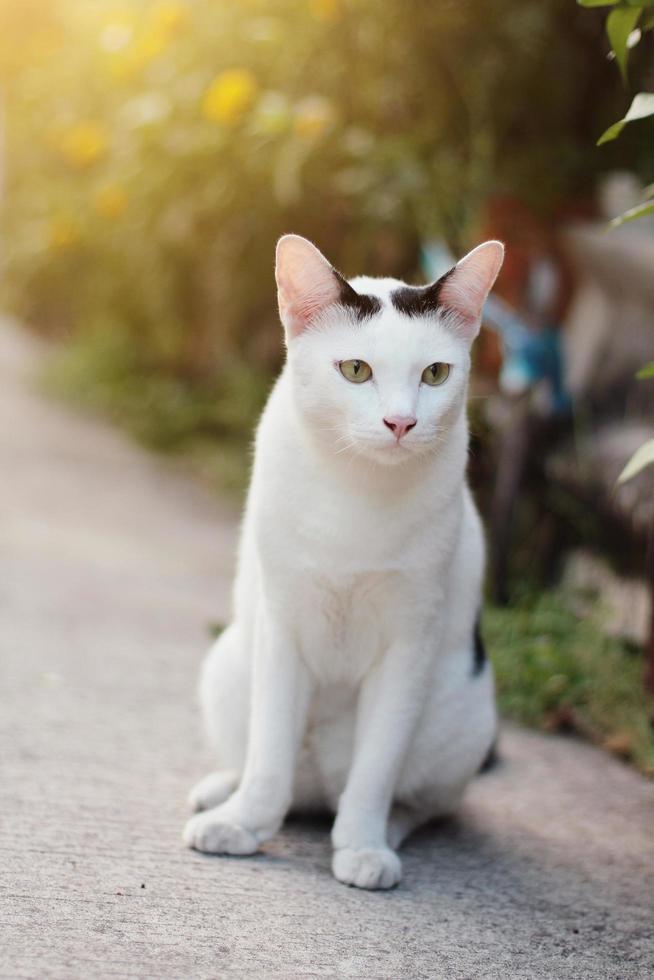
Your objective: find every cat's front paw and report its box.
[332,846,402,890]
[183,807,259,856]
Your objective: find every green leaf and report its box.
[618,439,654,483]
[636,362,654,379]
[599,120,627,143]
[607,6,641,80]
[609,198,654,226]
[598,91,654,144]
[642,11,654,29]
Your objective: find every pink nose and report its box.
[383,415,417,440]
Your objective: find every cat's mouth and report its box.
[344,435,418,465]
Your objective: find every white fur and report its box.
[184,236,504,890]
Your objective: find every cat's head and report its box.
[276,234,503,465]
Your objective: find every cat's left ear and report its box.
[276,234,341,339]
[438,240,504,341]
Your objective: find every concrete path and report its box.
[1,316,653,980]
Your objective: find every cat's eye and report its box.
[339,359,372,384]
[421,362,450,386]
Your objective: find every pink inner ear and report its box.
[438,240,504,328]
[276,235,341,338]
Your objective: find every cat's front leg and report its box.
[331,632,434,889]
[183,612,310,855]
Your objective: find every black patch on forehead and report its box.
[391,267,454,318]
[333,269,382,321]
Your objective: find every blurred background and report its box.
[1,0,653,773]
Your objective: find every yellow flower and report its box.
[309,0,342,23]
[58,122,108,170]
[202,69,258,124]
[49,215,80,250]
[93,183,128,219]
[148,1,190,34]
[293,95,336,140]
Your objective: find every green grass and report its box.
[41,331,267,498]
[485,590,654,777]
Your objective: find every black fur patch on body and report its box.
[390,267,454,318]
[478,738,499,774]
[472,615,487,676]
[334,269,382,320]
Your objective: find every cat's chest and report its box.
[289,487,427,573]
[294,569,396,682]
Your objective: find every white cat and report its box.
[183,234,504,890]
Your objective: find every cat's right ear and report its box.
[276,235,341,339]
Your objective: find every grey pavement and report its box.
[1,316,653,980]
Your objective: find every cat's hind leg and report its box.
[200,623,250,767]
[386,790,467,849]
[186,623,250,811]
[386,804,428,850]
[392,654,496,849]
[188,770,239,812]
[184,623,259,853]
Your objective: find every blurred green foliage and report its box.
[0,0,636,474]
[486,591,654,776]
[579,1,654,491]
[42,328,269,493]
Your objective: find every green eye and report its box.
[339,359,372,383]
[421,362,450,386]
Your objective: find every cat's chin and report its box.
[342,439,423,467]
